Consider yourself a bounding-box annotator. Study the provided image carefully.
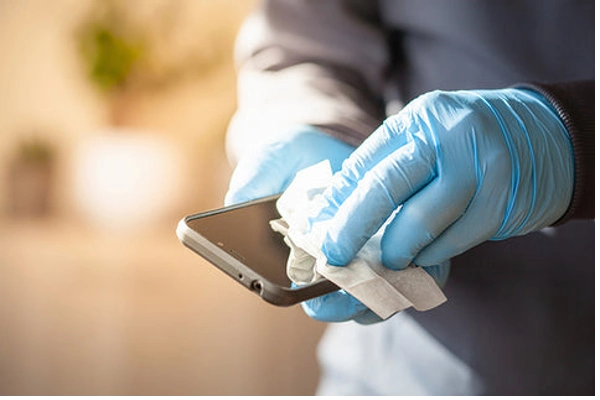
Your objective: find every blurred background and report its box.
[0,0,328,395]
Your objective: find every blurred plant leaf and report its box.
[74,0,235,96]
[79,22,144,92]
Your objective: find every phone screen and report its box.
[185,198,292,287]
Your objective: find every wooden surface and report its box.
[0,217,327,395]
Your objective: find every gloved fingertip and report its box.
[301,290,368,322]
[322,255,347,268]
[223,190,252,207]
[381,251,412,271]
[321,240,353,267]
[223,192,238,207]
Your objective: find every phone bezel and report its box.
[176,195,338,306]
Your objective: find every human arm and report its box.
[225,0,388,166]
[225,1,389,204]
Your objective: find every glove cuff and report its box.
[514,81,595,224]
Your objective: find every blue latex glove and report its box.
[225,125,354,205]
[303,88,574,322]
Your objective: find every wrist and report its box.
[513,82,595,223]
[489,88,575,236]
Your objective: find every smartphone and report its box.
[176,195,339,306]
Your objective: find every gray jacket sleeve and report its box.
[226,0,389,163]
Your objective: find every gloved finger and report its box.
[224,146,292,206]
[301,289,369,322]
[380,176,474,270]
[310,117,414,224]
[413,191,505,267]
[225,129,355,206]
[412,150,511,266]
[321,141,436,266]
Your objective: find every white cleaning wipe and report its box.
[270,161,447,319]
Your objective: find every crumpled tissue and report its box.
[269,161,447,319]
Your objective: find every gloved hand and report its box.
[303,88,574,322]
[225,125,354,205]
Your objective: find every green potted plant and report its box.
[71,0,238,230]
[72,0,189,229]
[75,0,147,125]
[75,0,230,125]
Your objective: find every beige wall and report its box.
[0,0,329,395]
[0,0,254,215]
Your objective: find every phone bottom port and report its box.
[251,280,263,293]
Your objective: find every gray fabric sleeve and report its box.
[226,0,389,163]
